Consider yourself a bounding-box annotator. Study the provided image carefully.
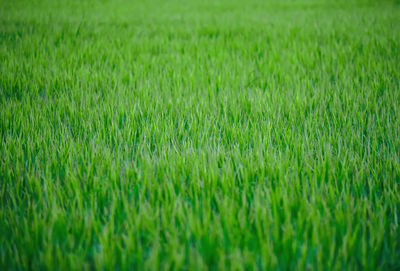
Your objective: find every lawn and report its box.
[1,0,400,269]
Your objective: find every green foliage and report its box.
[1,0,400,269]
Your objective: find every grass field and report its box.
[1,0,400,269]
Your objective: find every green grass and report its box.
[1,0,400,269]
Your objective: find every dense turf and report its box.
[1,0,400,269]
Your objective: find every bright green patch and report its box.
[1,0,400,269]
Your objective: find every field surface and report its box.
[1,0,400,269]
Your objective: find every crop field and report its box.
[1,0,400,269]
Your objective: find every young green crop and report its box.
[1,0,400,269]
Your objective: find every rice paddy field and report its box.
[1,0,400,269]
